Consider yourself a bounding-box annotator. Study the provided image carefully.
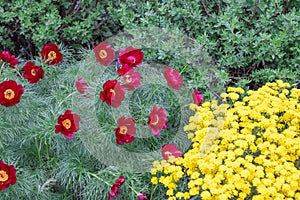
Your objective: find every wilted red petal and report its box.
[163,66,183,90]
[162,144,182,160]
[108,176,125,200]
[94,42,115,66]
[75,77,90,94]
[0,51,18,68]
[138,193,148,200]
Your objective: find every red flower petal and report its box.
[114,116,135,145]
[108,176,125,200]
[22,62,44,84]
[0,160,17,191]
[55,110,80,139]
[120,68,141,91]
[192,89,204,106]
[163,66,183,90]
[138,193,148,200]
[94,42,115,66]
[118,46,144,68]
[147,104,167,136]
[40,44,63,65]
[0,51,18,68]
[0,80,24,107]
[100,80,125,108]
[75,77,90,94]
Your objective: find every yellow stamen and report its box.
[99,50,107,59]
[48,51,57,61]
[164,151,172,157]
[119,126,128,134]
[151,115,159,125]
[4,89,15,100]
[110,89,115,95]
[31,69,36,76]
[0,170,8,182]
[125,75,132,83]
[62,119,71,129]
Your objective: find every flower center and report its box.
[127,56,136,64]
[31,68,36,76]
[0,170,8,182]
[110,89,115,95]
[62,119,71,129]
[4,89,15,100]
[119,126,128,134]
[151,115,159,125]
[99,50,107,59]
[48,51,57,61]
[124,75,132,83]
[164,151,172,157]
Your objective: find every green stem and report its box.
[45,139,50,161]
[0,62,5,77]
[86,172,111,186]
[150,184,157,200]
[56,91,77,113]
[35,137,42,168]
[127,183,139,195]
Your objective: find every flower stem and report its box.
[35,137,42,168]
[45,139,50,161]
[56,91,77,113]
[85,172,111,186]
[150,184,157,200]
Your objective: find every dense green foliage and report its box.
[1,0,300,88]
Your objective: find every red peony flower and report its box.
[108,176,125,200]
[162,144,182,160]
[94,42,115,66]
[147,104,167,136]
[0,51,18,68]
[120,68,141,91]
[114,116,135,145]
[138,193,148,200]
[163,66,183,90]
[40,44,63,65]
[0,80,24,107]
[192,89,204,106]
[22,62,44,83]
[0,160,16,191]
[100,80,125,108]
[55,110,80,139]
[75,77,90,95]
[118,46,144,68]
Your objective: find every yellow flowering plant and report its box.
[150,80,300,200]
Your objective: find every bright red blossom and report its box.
[108,176,125,200]
[0,80,24,107]
[100,80,125,108]
[117,64,131,76]
[162,144,182,160]
[41,44,63,65]
[114,116,135,145]
[55,110,80,139]
[163,66,183,90]
[120,68,141,91]
[75,77,90,95]
[0,160,16,191]
[94,42,115,66]
[148,104,167,136]
[22,62,44,83]
[118,46,144,68]
[192,89,204,106]
[0,51,18,68]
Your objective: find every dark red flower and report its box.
[100,80,125,108]
[41,44,63,65]
[108,176,125,200]
[163,66,183,90]
[120,68,141,91]
[162,144,182,160]
[147,104,167,136]
[118,46,144,68]
[22,62,44,83]
[0,51,18,68]
[138,193,148,200]
[192,89,204,106]
[114,116,135,145]
[75,77,90,95]
[0,80,24,107]
[0,160,16,191]
[94,42,115,66]
[55,110,80,139]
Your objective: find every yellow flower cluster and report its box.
[150,80,300,200]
